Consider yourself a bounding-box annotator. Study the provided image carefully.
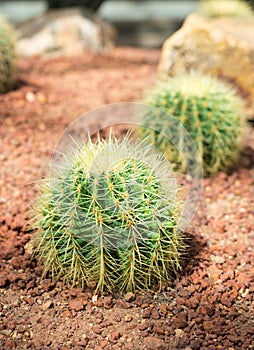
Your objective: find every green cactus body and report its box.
[0,15,15,93]
[140,73,246,175]
[34,137,184,293]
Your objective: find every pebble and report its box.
[211,256,225,264]
[102,295,113,309]
[153,325,165,335]
[25,91,36,103]
[76,338,89,347]
[144,336,167,349]
[124,292,135,302]
[190,338,202,349]
[60,310,72,318]
[92,326,102,334]
[159,303,168,315]
[69,298,85,311]
[175,328,185,338]
[100,340,108,348]
[151,308,160,320]
[143,308,152,318]
[124,315,132,322]
[41,300,53,310]
[110,331,121,341]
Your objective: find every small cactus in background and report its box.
[33,136,184,293]
[0,15,16,93]
[140,73,246,175]
[199,0,253,18]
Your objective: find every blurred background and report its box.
[0,0,213,48]
[0,0,254,47]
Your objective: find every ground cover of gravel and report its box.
[0,47,253,350]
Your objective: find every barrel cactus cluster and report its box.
[33,137,184,293]
[31,15,248,293]
[33,73,247,292]
[139,73,246,175]
[0,15,16,93]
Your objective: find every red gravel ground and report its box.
[0,47,254,350]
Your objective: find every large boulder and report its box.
[16,7,116,57]
[158,14,254,119]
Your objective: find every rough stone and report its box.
[124,292,135,302]
[92,325,102,334]
[159,13,254,119]
[16,8,116,57]
[151,308,160,320]
[109,331,121,341]
[124,315,132,322]
[60,310,72,318]
[76,338,89,347]
[0,271,9,287]
[159,303,168,315]
[102,295,113,309]
[143,308,152,319]
[69,298,85,311]
[143,336,167,350]
[41,300,53,310]
[153,325,165,335]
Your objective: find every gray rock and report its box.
[16,7,116,57]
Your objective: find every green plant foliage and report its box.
[33,137,184,293]
[246,0,254,10]
[139,73,246,175]
[199,0,254,18]
[0,15,15,93]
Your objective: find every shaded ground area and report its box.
[0,47,254,350]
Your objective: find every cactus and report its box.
[139,73,246,175]
[33,136,184,293]
[199,0,253,18]
[0,15,16,93]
